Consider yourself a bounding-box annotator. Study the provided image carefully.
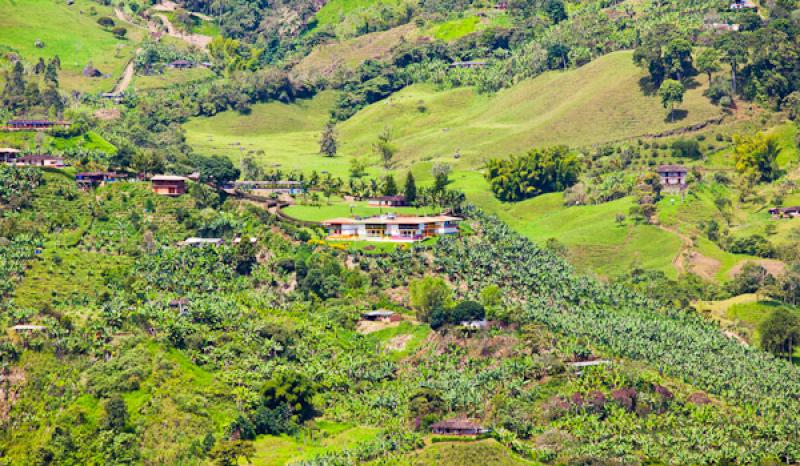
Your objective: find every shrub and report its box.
[97,16,115,28]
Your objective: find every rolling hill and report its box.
[0,0,143,93]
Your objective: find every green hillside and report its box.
[337,51,722,171]
[0,0,142,93]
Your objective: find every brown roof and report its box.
[431,419,483,430]
[323,215,461,226]
[656,165,688,173]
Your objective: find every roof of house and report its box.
[17,154,63,162]
[323,215,461,226]
[10,324,47,331]
[450,61,488,66]
[234,180,303,186]
[0,148,21,153]
[76,171,121,177]
[180,237,223,245]
[656,165,688,173]
[151,175,188,181]
[369,195,406,202]
[169,298,190,306]
[431,419,484,430]
[769,206,800,213]
[362,310,395,318]
[7,119,68,125]
[170,60,193,65]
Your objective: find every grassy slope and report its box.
[395,439,533,465]
[338,51,721,171]
[426,13,511,41]
[182,51,728,279]
[313,0,400,28]
[292,24,416,81]
[183,91,353,175]
[132,67,214,91]
[251,422,380,465]
[284,200,439,222]
[0,0,142,93]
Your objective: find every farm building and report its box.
[169,60,195,69]
[4,120,70,131]
[769,206,800,219]
[361,310,395,321]
[100,92,124,103]
[431,419,488,436]
[75,172,122,190]
[449,61,488,69]
[704,23,741,32]
[730,0,756,9]
[14,155,65,168]
[0,148,21,162]
[230,180,305,195]
[151,175,187,196]
[178,237,224,247]
[656,165,688,189]
[368,195,407,207]
[322,214,461,242]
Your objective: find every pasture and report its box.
[0,0,143,93]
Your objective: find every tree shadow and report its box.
[664,109,689,123]
[638,77,658,96]
[683,77,701,90]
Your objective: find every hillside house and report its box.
[4,120,70,131]
[323,214,461,242]
[656,165,688,189]
[0,148,21,162]
[100,92,124,103]
[169,60,195,69]
[231,180,305,195]
[431,419,488,436]
[14,155,65,168]
[368,195,407,207]
[178,237,224,247]
[449,61,488,69]
[361,310,395,321]
[769,206,800,219]
[705,23,741,32]
[730,0,756,9]
[151,175,187,196]
[76,172,121,190]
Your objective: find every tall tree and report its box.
[696,48,722,84]
[759,308,800,360]
[383,174,398,196]
[404,171,417,203]
[319,123,337,158]
[659,79,685,122]
[373,126,396,169]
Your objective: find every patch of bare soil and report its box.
[385,286,408,306]
[385,334,413,351]
[687,251,721,280]
[94,108,121,121]
[357,319,401,334]
[729,259,786,278]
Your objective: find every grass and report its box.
[313,0,400,29]
[0,0,143,93]
[394,438,534,465]
[366,321,431,361]
[183,91,356,176]
[428,16,481,41]
[292,24,416,81]
[250,423,381,465]
[133,67,213,91]
[283,200,438,222]
[337,51,722,172]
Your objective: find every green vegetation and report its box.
[0,0,140,93]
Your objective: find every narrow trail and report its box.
[153,13,212,50]
[657,223,691,276]
[112,57,137,94]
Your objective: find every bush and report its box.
[112,27,128,39]
[671,139,701,159]
[97,16,115,28]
